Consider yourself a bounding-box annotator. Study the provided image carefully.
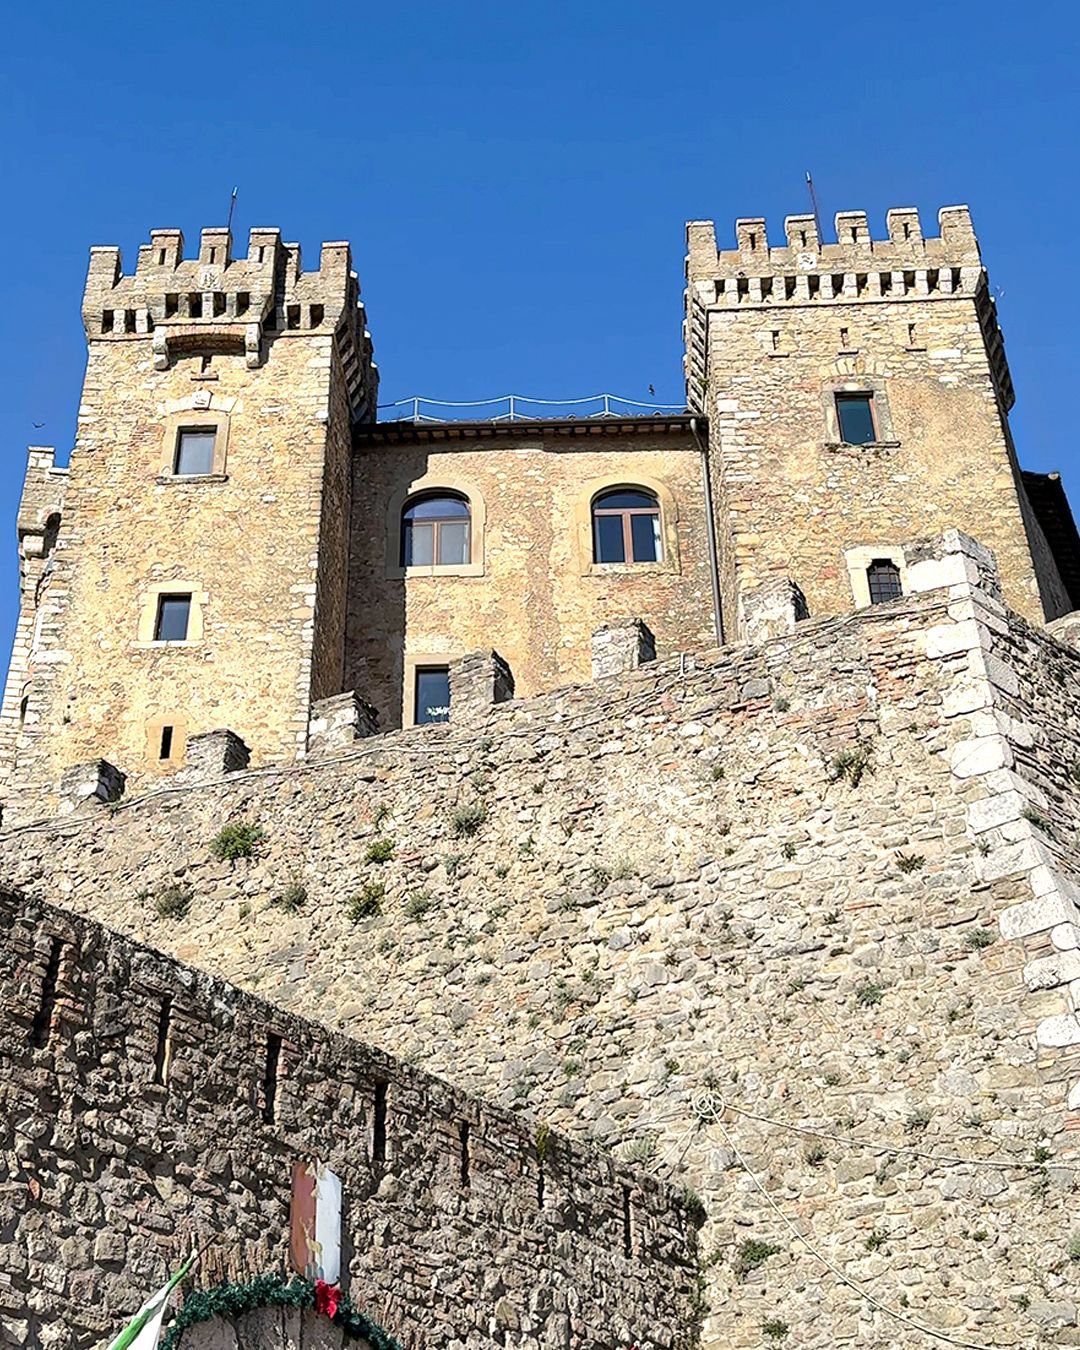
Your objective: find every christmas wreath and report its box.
[159,1272,399,1350]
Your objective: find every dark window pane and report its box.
[404,494,470,520]
[437,520,469,565]
[629,511,661,562]
[403,521,434,567]
[593,513,626,563]
[594,489,657,510]
[594,491,653,510]
[836,394,876,445]
[154,595,191,641]
[867,560,902,605]
[416,668,450,724]
[174,429,216,475]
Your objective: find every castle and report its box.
[4,205,1080,1348]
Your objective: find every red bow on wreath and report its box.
[314,1279,340,1319]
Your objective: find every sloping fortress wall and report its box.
[684,205,1073,632]
[5,533,1080,1346]
[0,890,700,1350]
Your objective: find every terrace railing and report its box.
[376,393,686,424]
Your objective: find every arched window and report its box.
[866,558,902,604]
[592,488,662,564]
[401,492,471,567]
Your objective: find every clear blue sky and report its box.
[1,1,1078,657]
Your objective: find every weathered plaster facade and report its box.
[346,422,717,727]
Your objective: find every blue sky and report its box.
[1,1,1078,655]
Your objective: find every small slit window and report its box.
[866,559,903,605]
[173,427,217,476]
[402,493,471,567]
[415,667,450,725]
[592,489,661,564]
[835,393,877,445]
[154,595,192,642]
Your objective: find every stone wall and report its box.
[0,448,67,808]
[0,891,700,1350]
[685,205,1072,631]
[345,424,717,729]
[7,541,1080,1345]
[4,228,376,824]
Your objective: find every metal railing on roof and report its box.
[376,393,687,424]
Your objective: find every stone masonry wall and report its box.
[346,428,717,729]
[685,206,1071,631]
[0,891,700,1350]
[5,544,1080,1346]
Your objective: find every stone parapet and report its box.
[449,650,515,720]
[739,578,809,644]
[56,759,126,816]
[591,619,656,679]
[1047,610,1080,652]
[308,690,379,754]
[175,728,251,785]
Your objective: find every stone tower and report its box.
[684,205,1072,636]
[0,226,376,821]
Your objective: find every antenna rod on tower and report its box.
[806,171,823,243]
[226,186,238,232]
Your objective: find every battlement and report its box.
[686,204,984,305]
[82,225,377,420]
[16,446,66,556]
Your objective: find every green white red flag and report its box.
[105,1252,196,1350]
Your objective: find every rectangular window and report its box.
[594,513,626,563]
[415,667,450,725]
[835,393,876,445]
[173,427,216,476]
[437,520,469,566]
[154,595,192,642]
[404,521,434,567]
[629,513,662,563]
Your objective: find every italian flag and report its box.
[106,1253,197,1350]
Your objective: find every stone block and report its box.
[1024,952,1080,991]
[591,620,657,679]
[1048,611,1080,652]
[176,729,250,785]
[57,760,126,816]
[449,650,515,720]
[903,530,1002,601]
[949,734,1012,779]
[1036,1013,1080,1048]
[1000,890,1080,941]
[308,691,379,755]
[739,578,809,644]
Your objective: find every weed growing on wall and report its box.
[209,821,265,861]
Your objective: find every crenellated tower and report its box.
[685,205,1071,635]
[2,226,377,822]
